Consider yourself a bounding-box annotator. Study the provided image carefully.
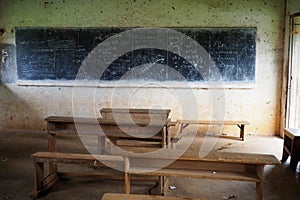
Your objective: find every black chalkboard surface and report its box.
[16,27,256,82]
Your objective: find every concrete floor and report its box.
[0,131,300,200]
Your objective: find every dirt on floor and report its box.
[0,131,300,200]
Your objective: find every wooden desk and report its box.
[45,116,175,172]
[101,193,205,200]
[282,128,300,170]
[46,116,174,150]
[177,120,249,141]
[123,150,280,200]
[32,114,175,198]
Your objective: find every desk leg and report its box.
[256,165,264,200]
[98,135,105,154]
[290,139,300,170]
[161,127,169,148]
[240,125,245,141]
[281,138,289,163]
[290,151,300,170]
[47,133,57,174]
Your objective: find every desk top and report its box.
[284,128,300,138]
[45,116,175,126]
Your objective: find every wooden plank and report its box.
[167,160,257,173]
[100,108,171,114]
[32,152,125,162]
[102,193,205,200]
[116,139,162,147]
[284,128,300,138]
[100,108,171,123]
[256,165,264,200]
[116,150,281,165]
[57,172,158,182]
[128,167,260,182]
[110,146,164,154]
[178,120,249,125]
[46,116,171,127]
[46,116,93,123]
[99,118,170,126]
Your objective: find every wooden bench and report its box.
[101,193,206,200]
[29,152,126,198]
[177,120,249,141]
[123,150,280,200]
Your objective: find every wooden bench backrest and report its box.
[100,108,171,122]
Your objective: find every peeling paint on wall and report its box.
[0,0,286,135]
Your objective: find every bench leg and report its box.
[256,182,263,200]
[158,176,168,196]
[30,160,60,198]
[124,158,130,194]
[256,165,264,200]
[29,161,44,198]
[47,133,58,174]
[35,161,44,193]
[124,172,130,194]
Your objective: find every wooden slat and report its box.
[178,120,249,125]
[57,172,158,182]
[100,108,171,124]
[106,134,162,141]
[129,167,260,182]
[32,152,124,162]
[116,139,162,147]
[110,146,163,154]
[98,118,170,126]
[102,193,205,200]
[100,108,171,114]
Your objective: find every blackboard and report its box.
[16,27,256,82]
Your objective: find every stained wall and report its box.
[0,0,285,135]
